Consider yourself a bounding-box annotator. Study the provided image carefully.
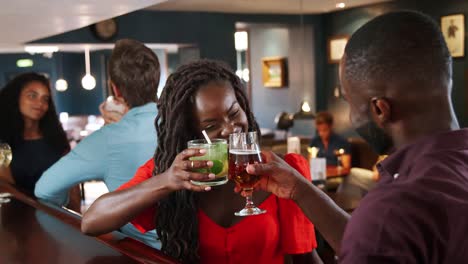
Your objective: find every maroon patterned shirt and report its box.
[341,129,468,263]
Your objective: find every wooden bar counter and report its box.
[0,181,177,264]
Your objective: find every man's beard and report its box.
[355,118,393,155]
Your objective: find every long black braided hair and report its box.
[154,60,259,263]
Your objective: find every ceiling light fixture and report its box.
[297,0,314,119]
[56,79,68,92]
[24,45,59,54]
[16,59,34,68]
[81,46,96,90]
[336,2,346,9]
[301,101,311,113]
[234,31,248,51]
[55,53,68,92]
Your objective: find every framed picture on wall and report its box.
[441,14,465,58]
[262,57,287,88]
[328,35,349,64]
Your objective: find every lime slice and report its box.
[210,160,224,175]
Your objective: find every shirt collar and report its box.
[121,102,157,120]
[377,129,468,183]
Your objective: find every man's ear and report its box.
[110,81,122,98]
[370,97,391,128]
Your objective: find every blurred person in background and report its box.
[35,39,161,249]
[0,73,71,199]
[310,111,350,165]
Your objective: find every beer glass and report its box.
[229,132,266,216]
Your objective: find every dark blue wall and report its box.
[58,51,108,115]
[3,5,466,127]
[321,0,468,128]
[34,11,317,70]
[0,54,59,90]
[26,11,321,118]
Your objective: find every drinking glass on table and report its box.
[0,143,12,168]
[228,132,266,216]
[0,143,13,204]
[188,139,228,186]
[334,148,345,171]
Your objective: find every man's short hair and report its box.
[344,11,452,92]
[315,111,334,126]
[109,39,160,107]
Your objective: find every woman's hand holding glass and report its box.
[160,148,215,192]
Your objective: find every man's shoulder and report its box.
[346,184,437,237]
[341,181,455,263]
[341,186,425,257]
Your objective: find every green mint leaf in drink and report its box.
[211,160,224,175]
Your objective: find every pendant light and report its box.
[55,53,68,92]
[81,46,96,90]
[296,0,313,118]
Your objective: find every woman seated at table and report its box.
[82,60,321,263]
[0,73,70,196]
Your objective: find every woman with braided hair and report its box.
[82,59,321,264]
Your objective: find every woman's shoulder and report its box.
[283,153,311,180]
[117,158,155,191]
[134,158,155,180]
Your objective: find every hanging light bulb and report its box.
[234,31,248,51]
[56,79,68,92]
[301,101,311,112]
[236,69,243,79]
[81,46,96,90]
[291,0,315,120]
[298,0,313,116]
[242,68,250,82]
[82,74,96,90]
[334,86,340,98]
[55,53,68,92]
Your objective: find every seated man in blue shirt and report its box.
[310,111,350,166]
[35,39,161,249]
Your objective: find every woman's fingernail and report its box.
[199,149,207,154]
[204,186,211,191]
[208,173,215,179]
[207,161,213,167]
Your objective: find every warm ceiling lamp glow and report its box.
[234,31,248,51]
[55,79,68,92]
[336,2,346,9]
[81,46,96,90]
[82,74,96,90]
[301,101,311,113]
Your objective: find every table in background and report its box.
[0,181,177,264]
[326,166,350,178]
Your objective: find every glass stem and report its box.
[244,188,254,208]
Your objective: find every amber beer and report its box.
[228,149,263,189]
[229,132,266,216]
